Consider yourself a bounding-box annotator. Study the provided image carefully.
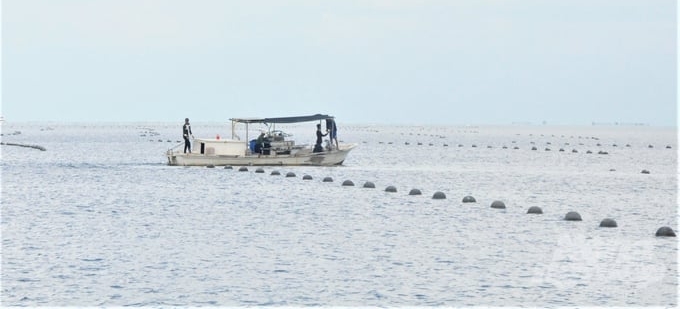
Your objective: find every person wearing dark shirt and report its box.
[255,131,266,155]
[183,118,193,153]
[313,123,327,152]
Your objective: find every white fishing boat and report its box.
[166,114,357,166]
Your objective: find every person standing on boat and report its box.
[255,131,266,155]
[183,118,193,153]
[326,118,338,150]
[314,123,327,152]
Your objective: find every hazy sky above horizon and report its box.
[2,0,677,126]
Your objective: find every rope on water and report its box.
[0,142,46,151]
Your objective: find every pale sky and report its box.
[2,0,677,125]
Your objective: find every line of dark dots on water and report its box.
[145,131,675,150]
[0,142,47,151]
[365,140,674,151]
[208,165,676,238]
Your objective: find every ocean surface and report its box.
[1,122,677,307]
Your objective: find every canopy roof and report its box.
[230,114,333,124]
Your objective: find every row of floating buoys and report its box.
[364,141,674,150]
[214,165,675,237]
[0,142,47,151]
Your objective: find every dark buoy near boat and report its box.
[286,172,296,177]
[363,181,375,188]
[322,176,333,182]
[207,164,215,168]
[255,168,265,173]
[238,166,248,172]
[599,218,617,228]
[527,206,543,214]
[408,188,422,195]
[432,191,446,199]
[655,226,676,237]
[342,180,354,186]
[564,211,582,221]
[490,200,506,209]
[641,169,650,174]
[462,196,476,203]
[385,186,397,193]
[224,165,233,169]
[303,175,313,180]
[271,170,281,176]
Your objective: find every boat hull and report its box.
[167,144,356,166]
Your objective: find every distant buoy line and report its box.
[197,165,675,238]
[0,142,46,151]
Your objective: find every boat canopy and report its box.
[230,114,333,124]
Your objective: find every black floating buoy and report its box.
[238,166,248,172]
[255,168,265,173]
[322,176,333,182]
[490,200,506,209]
[564,211,582,221]
[599,218,617,228]
[224,165,233,170]
[527,206,543,214]
[531,146,537,151]
[286,172,296,177]
[462,196,476,203]
[559,148,564,152]
[408,188,422,195]
[432,191,446,199]
[271,170,281,176]
[641,169,650,174]
[648,144,654,148]
[655,226,676,237]
[206,164,215,168]
[342,180,354,186]
[363,181,375,188]
[303,175,313,180]
[385,186,397,193]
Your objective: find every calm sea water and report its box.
[1,122,677,307]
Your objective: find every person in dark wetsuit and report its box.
[313,123,327,153]
[183,118,193,153]
[326,118,338,150]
